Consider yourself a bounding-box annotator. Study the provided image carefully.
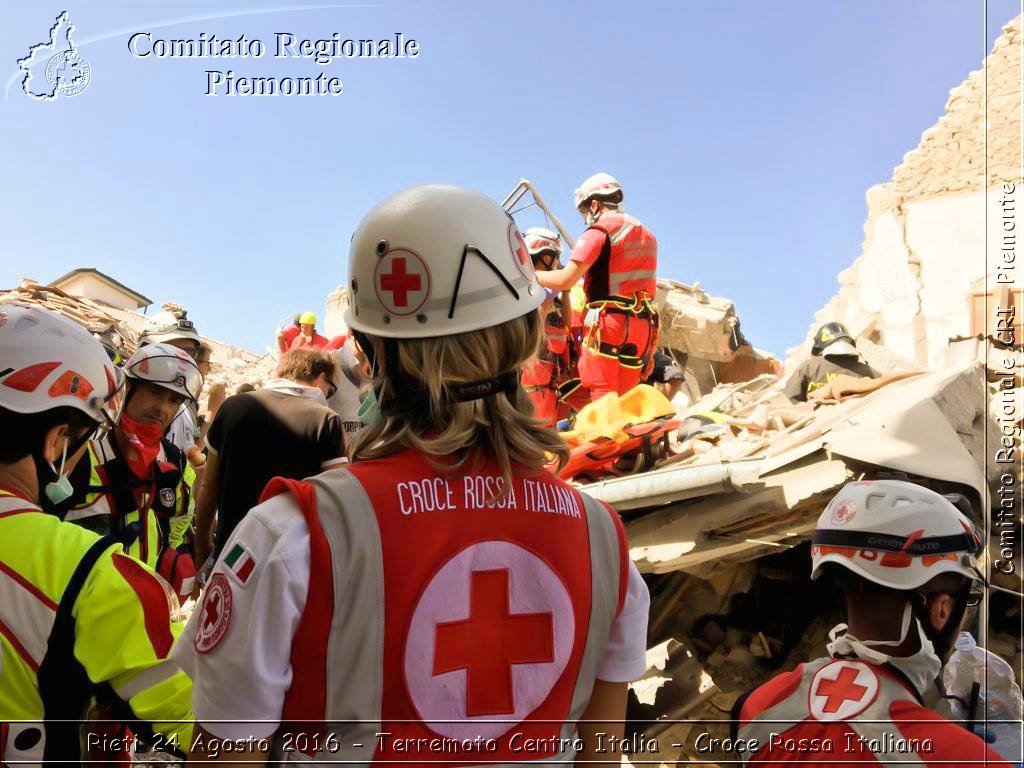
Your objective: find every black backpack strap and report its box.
[39,534,119,764]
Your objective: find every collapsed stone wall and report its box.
[796,16,1022,371]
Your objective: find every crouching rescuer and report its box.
[175,184,650,764]
[0,305,192,765]
[534,173,659,401]
[731,480,1011,767]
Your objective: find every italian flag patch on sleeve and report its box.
[224,542,257,585]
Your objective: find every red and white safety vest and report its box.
[523,309,569,390]
[733,656,1011,767]
[584,212,657,302]
[261,450,630,765]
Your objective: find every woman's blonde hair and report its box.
[349,309,568,485]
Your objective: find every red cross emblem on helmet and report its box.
[808,660,879,721]
[508,224,533,281]
[374,249,431,316]
[404,541,573,740]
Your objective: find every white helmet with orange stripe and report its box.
[0,304,124,425]
[811,479,983,590]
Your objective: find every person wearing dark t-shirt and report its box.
[192,348,345,573]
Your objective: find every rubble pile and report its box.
[800,15,1023,372]
[655,279,781,403]
[0,279,272,413]
[575,362,1021,766]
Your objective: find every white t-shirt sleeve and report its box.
[171,494,311,740]
[596,560,650,682]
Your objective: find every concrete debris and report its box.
[0,279,271,414]
[616,24,1023,763]
[655,279,781,407]
[587,362,1000,577]
[797,15,1022,372]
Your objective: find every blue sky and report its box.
[0,1,1018,356]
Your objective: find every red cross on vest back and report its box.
[380,257,422,307]
[433,568,554,716]
[817,666,869,714]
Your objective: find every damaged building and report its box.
[556,16,1023,768]
[0,276,273,413]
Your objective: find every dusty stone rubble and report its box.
[799,15,1023,372]
[0,279,273,414]
[589,362,1021,767]
[655,279,782,404]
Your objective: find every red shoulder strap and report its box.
[597,500,630,617]
[260,477,334,755]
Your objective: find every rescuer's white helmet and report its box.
[123,342,203,403]
[139,311,200,347]
[343,184,545,339]
[524,227,563,259]
[573,172,623,211]
[0,304,125,425]
[811,479,983,591]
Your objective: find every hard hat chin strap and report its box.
[911,583,972,658]
[828,601,916,665]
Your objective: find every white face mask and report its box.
[44,438,75,506]
[827,602,943,697]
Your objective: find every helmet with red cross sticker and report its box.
[344,185,545,339]
[811,479,983,591]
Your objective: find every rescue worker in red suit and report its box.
[175,185,651,765]
[520,226,570,425]
[535,173,658,401]
[731,480,1012,767]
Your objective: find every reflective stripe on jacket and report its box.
[733,656,1012,767]
[584,212,657,302]
[0,489,193,765]
[63,434,195,569]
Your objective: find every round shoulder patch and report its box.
[194,572,232,654]
[808,660,879,721]
[159,487,176,509]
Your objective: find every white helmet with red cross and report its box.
[523,227,562,259]
[810,479,983,591]
[343,184,545,339]
[123,342,203,403]
[0,304,124,425]
[573,172,623,211]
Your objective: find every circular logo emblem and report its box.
[159,487,176,509]
[194,573,232,654]
[373,248,431,316]
[808,660,879,721]
[45,50,91,97]
[404,541,574,740]
[508,224,533,281]
[830,501,857,527]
